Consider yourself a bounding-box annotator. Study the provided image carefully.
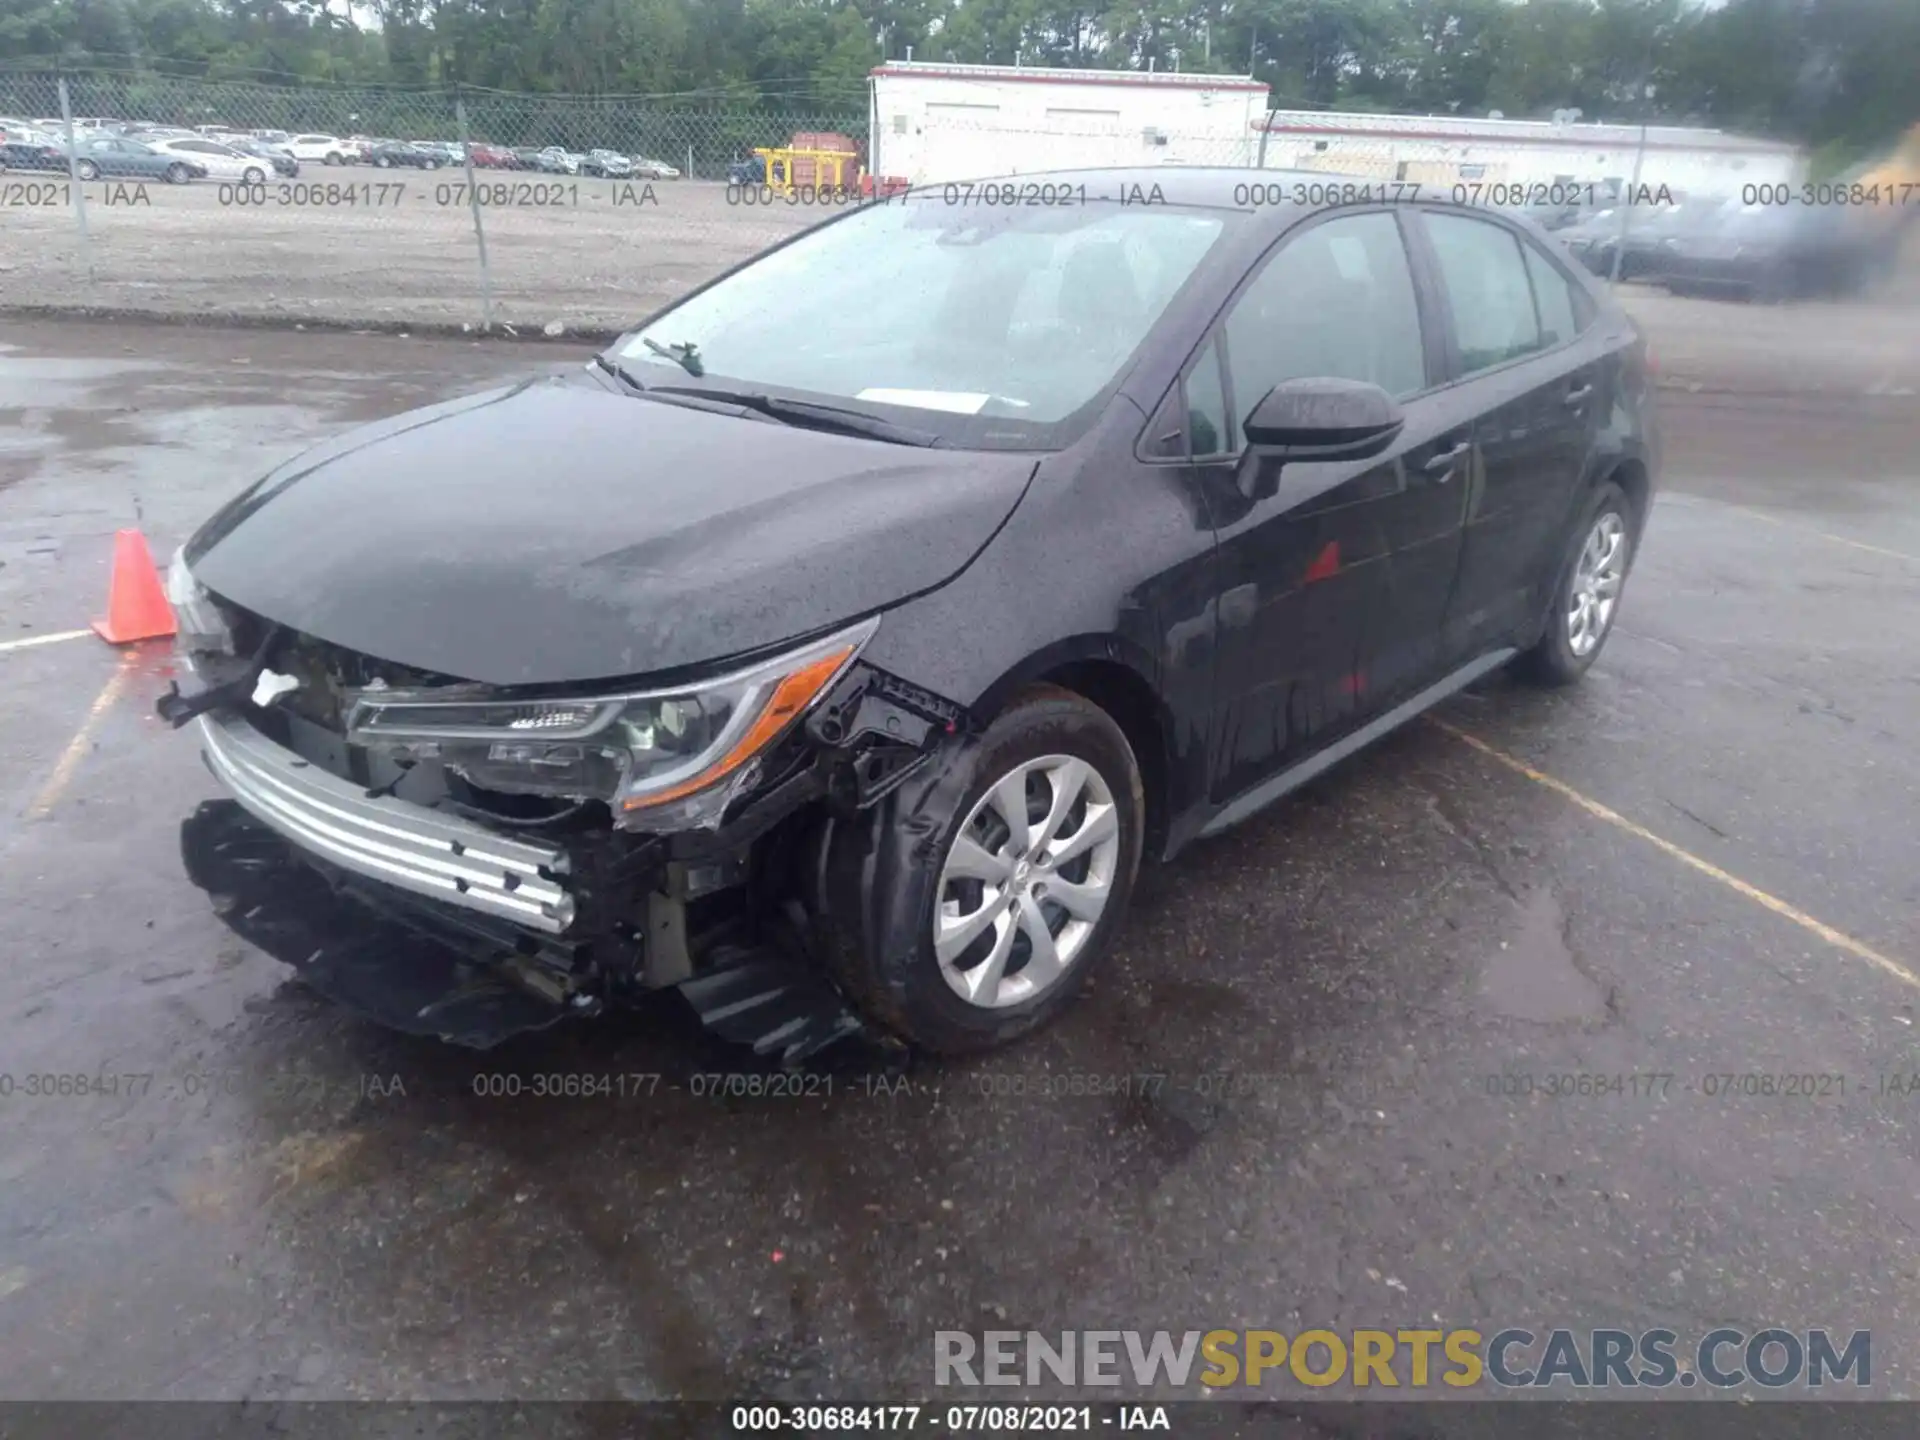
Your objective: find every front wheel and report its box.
[76,159,100,181]
[1513,481,1636,687]
[243,166,267,186]
[164,162,190,184]
[373,155,391,169]
[817,686,1144,1053]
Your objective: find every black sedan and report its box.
[160,169,1658,1059]
[228,137,299,178]
[367,141,444,170]
[0,132,66,172]
[67,135,206,183]
[1657,199,1893,300]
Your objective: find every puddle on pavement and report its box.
[1479,888,1609,1023]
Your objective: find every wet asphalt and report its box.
[0,314,1917,1404]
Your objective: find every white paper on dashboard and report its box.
[855,388,992,415]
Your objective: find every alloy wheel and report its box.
[933,754,1122,1010]
[1567,511,1628,657]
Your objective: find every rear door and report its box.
[1411,209,1604,658]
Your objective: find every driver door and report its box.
[1188,209,1471,815]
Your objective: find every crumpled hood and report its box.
[186,371,1036,685]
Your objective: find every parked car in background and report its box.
[465,142,517,169]
[287,134,353,166]
[510,147,545,170]
[580,147,633,178]
[0,130,68,172]
[532,146,582,175]
[229,136,299,178]
[408,140,465,166]
[1656,199,1886,300]
[67,135,207,183]
[368,140,445,170]
[628,154,681,179]
[146,136,273,184]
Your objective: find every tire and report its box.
[373,155,391,169]
[817,685,1145,1054]
[76,159,99,181]
[324,152,341,166]
[164,162,190,184]
[243,166,266,186]
[1512,480,1636,687]
[423,158,439,171]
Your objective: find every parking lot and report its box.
[2,176,825,332]
[1,293,1918,1410]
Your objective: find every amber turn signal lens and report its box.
[619,644,854,811]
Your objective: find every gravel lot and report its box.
[1,176,821,332]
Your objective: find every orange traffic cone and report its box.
[91,528,177,644]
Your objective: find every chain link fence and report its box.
[0,68,1737,334]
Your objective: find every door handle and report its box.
[1422,441,1471,480]
[1563,382,1595,407]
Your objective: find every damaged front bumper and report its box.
[165,602,970,1057]
[197,709,576,933]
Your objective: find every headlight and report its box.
[344,617,876,829]
[166,547,236,657]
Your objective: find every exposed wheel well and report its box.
[1028,658,1170,860]
[1607,458,1651,537]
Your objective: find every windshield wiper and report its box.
[641,337,705,376]
[646,386,941,447]
[592,354,649,391]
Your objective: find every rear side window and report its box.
[1522,241,1582,347]
[1223,211,1428,405]
[1423,213,1544,373]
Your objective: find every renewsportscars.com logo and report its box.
[933,1327,1872,1390]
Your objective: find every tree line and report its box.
[2,0,1915,158]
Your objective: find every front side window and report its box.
[1222,211,1428,418]
[1423,212,1544,373]
[618,196,1230,446]
[1185,338,1233,458]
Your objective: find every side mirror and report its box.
[1241,377,1406,464]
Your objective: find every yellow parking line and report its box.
[0,628,92,655]
[25,661,134,821]
[1732,506,1920,565]
[1431,719,1920,992]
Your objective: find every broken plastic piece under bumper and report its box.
[181,799,580,1047]
[197,711,575,934]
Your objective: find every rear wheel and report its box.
[75,159,99,181]
[373,154,391,169]
[818,686,1144,1053]
[1513,481,1636,687]
[164,162,190,184]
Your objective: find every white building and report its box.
[866,62,1804,198]
[868,61,1270,185]
[1255,111,1803,197]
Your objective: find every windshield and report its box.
[616,194,1229,447]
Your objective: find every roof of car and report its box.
[924,165,1375,209]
